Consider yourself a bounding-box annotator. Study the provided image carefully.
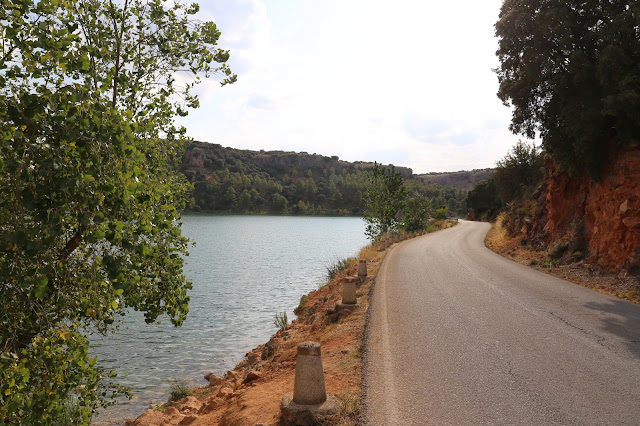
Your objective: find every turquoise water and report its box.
[91,214,367,424]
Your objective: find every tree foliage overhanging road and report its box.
[0,0,235,423]
[495,0,640,179]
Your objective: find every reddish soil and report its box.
[529,146,640,272]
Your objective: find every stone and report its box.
[246,351,260,364]
[280,392,339,426]
[224,370,239,381]
[178,415,199,425]
[243,370,261,384]
[620,199,629,214]
[261,337,278,359]
[199,398,222,415]
[204,372,223,386]
[179,396,202,414]
[217,385,233,399]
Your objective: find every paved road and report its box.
[363,220,640,425]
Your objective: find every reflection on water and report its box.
[91,214,367,424]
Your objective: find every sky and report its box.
[177,0,518,174]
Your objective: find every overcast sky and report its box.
[177,0,517,174]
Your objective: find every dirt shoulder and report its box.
[485,217,640,304]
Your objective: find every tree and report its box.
[495,0,640,178]
[271,193,288,212]
[433,207,448,221]
[466,178,502,220]
[402,192,432,232]
[363,163,407,240]
[0,0,235,423]
[493,140,544,204]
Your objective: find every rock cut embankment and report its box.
[528,145,640,273]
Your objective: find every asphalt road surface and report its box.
[363,220,640,425]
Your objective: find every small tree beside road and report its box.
[363,163,407,240]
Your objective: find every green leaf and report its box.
[34,276,49,299]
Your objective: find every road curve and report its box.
[363,220,640,425]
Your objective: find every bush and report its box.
[294,295,309,316]
[169,379,192,402]
[326,257,356,281]
[433,207,448,220]
[273,312,288,332]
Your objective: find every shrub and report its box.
[326,257,356,281]
[169,379,192,402]
[294,295,309,316]
[273,312,288,332]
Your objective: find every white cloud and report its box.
[177,0,517,173]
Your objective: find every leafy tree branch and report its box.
[0,0,235,423]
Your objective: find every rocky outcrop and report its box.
[529,146,640,273]
[182,147,205,168]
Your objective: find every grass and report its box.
[198,388,212,397]
[354,333,366,359]
[169,378,192,402]
[294,295,309,316]
[325,256,357,281]
[333,390,362,426]
[273,311,288,332]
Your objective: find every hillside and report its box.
[416,168,495,191]
[178,141,468,216]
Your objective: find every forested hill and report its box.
[416,169,495,191]
[179,141,468,216]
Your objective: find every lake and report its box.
[91,214,368,424]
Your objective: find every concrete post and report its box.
[358,259,367,278]
[281,342,339,425]
[342,278,357,304]
[293,342,326,405]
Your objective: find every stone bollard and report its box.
[293,342,326,404]
[379,240,385,251]
[281,342,338,425]
[342,277,357,304]
[358,259,367,278]
[386,237,392,247]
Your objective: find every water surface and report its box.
[91,214,367,423]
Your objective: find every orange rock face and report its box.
[535,147,640,272]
